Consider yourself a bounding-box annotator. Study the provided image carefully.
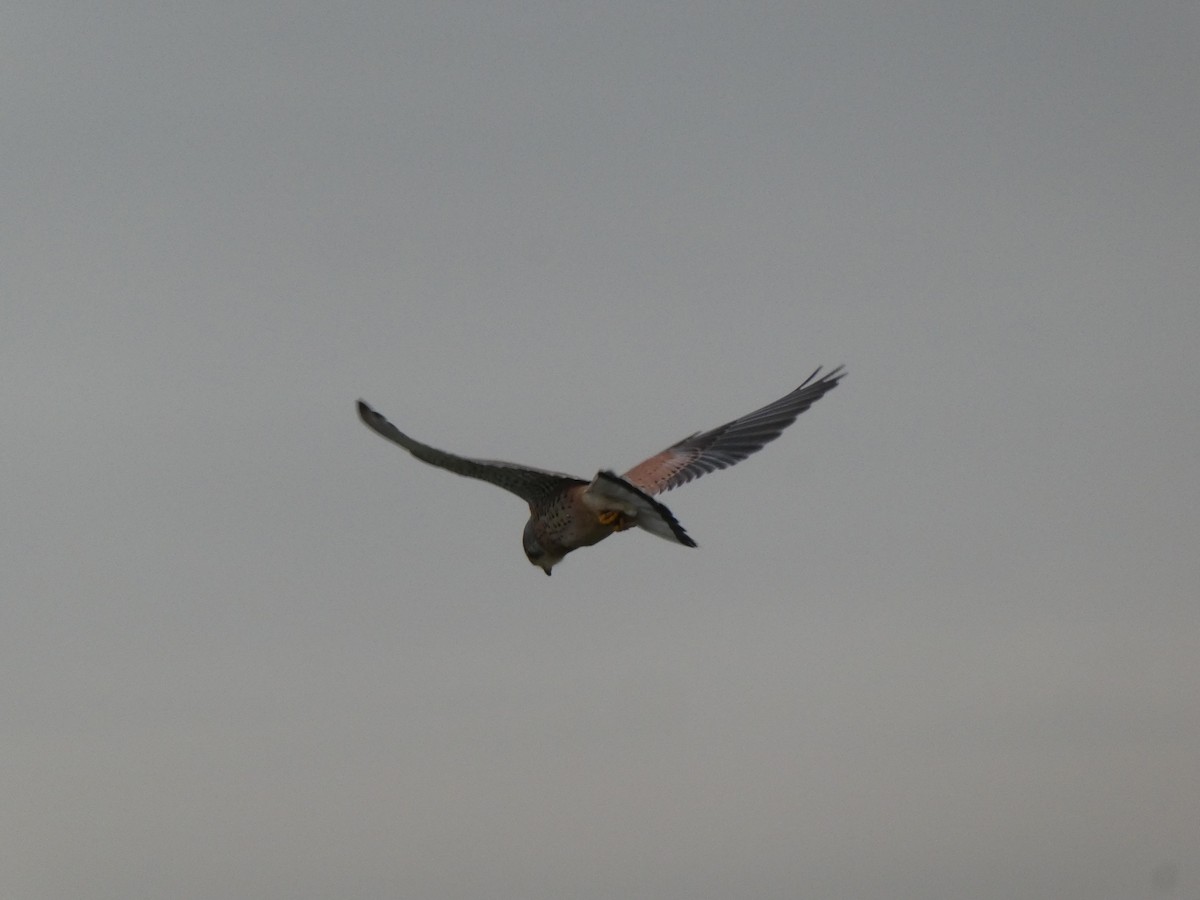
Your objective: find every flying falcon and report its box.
[358,365,844,574]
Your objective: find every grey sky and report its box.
[4,2,1198,898]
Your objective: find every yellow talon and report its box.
[599,511,634,532]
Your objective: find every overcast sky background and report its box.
[4,2,1199,898]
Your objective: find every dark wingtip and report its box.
[357,399,379,426]
[801,364,847,389]
[824,364,847,383]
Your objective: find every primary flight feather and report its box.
[358,365,844,574]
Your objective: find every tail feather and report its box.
[584,471,697,547]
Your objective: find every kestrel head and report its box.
[522,518,560,576]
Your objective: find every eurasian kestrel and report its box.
[358,365,844,574]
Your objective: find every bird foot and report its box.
[598,510,634,531]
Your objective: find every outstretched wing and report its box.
[621,366,845,496]
[358,400,587,505]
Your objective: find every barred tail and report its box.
[584,471,697,547]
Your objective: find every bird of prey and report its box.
[358,365,844,574]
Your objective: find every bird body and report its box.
[359,365,844,574]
